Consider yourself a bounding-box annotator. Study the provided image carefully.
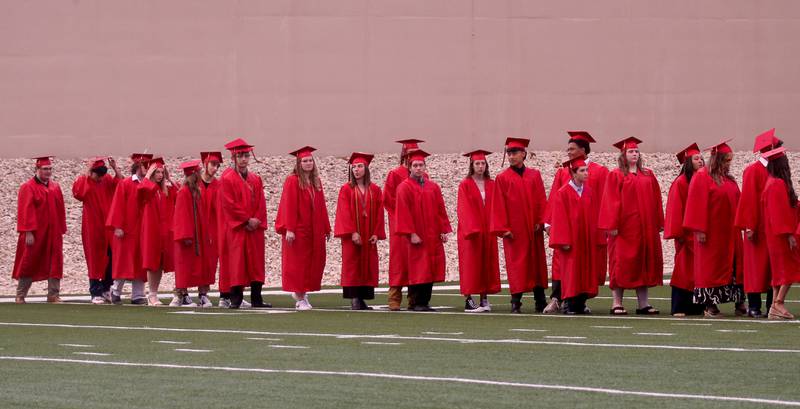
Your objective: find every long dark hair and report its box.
[466,160,491,179]
[680,158,697,183]
[767,155,798,208]
[348,165,371,188]
[708,152,735,185]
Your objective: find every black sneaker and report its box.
[111,294,123,305]
[130,298,147,305]
[464,298,482,313]
[510,301,522,314]
[747,309,763,318]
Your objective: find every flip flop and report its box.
[636,305,660,315]
[609,306,627,315]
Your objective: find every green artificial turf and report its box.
[0,285,798,408]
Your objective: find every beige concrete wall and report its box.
[1,0,798,158]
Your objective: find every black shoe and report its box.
[249,282,272,308]
[747,309,763,318]
[510,301,522,314]
[130,298,146,305]
[464,297,481,312]
[359,299,373,310]
[229,286,244,309]
[413,305,436,312]
[111,294,122,305]
[351,298,362,310]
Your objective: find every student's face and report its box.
[153,168,164,183]
[472,160,487,176]
[205,160,219,177]
[573,166,589,183]
[691,154,704,171]
[507,149,526,167]
[300,156,315,172]
[36,166,52,182]
[236,152,251,169]
[720,152,733,173]
[410,160,426,178]
[625,148,640,166]
[567,142,585,160]
[351,163,366,180]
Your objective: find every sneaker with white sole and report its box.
[240,299,252,309]
[91,296,106,305]
[296,298,313,311]
[199,295,213,308]
[169,295,182,307]
[218,298,231,308]
[479,298,492,312]
[181,294,197,307]
[543,298,561,314]
[464,298,483,312]
[102,291,112,303]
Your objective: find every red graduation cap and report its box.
[88,156,106,170]
[407,149,430,163]
[179,159,202,176]
[706,138,733,155]
[348,152,374,166]
[567,131,596,144]
[33,156,53,167]
[396,139,424,150]
[463,149,492,161]
[200,151,223,164]
[753,128,780,153]
[224,138,254,154]
[149,157,165,169]
[290,146,316,159]
[612,137,642,152]
[676,143,701,164]
[762,147,786,162]
[562,156,587,171]
[505,137,530,150]
[130,153,154,164]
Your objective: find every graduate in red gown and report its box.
[457,149,500,312]
[215,143,248,308]
[664,143,705,317]
[544,131,609,314]
[172,160,214,308]
[395,150,452,311]
[12,156,67,304]
[490,137,548,314]
[72,156,123,304]
[598,137,663,315]
[683,140,745,318]
[548,157,599,314]
[138,158,178,306]
[759,147,800,320]
[219,138,270,309]
[106,153,153,305]
[197,151,222,308]
[334,152,386,310]
[276,146,331,311]
[734,128,782,317]
[384,138,424,311]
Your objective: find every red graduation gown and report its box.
[139,179,177,272]
[456,178,500,296]
[761,177,800,286]
[220,169,267,287]
[216,168,234,293]
[664,175,695,291]
[12,178,66,282]
[106,177,147,281]
[734,161,771,293]
[683,168,743,289]
[72,175,119,280]
[199,178,220,285]
[395,177,452,285]
[490,166,549,293]
[384,165,409,285]
[334,183,386,288]
[275,175,331,292]
[548,183,599,300]
[598,169,663,289]
[546,162,609,284]
[173,185,216,288]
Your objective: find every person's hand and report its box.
[286,231,295,244]
[789,235,798,251]
[696,232,707,244]
[410,233,422,245]
[85,162,93,177]
[183,239,193,246]
[608,230,618,237]
[108,157,117,171]
[247,218,260,230]
[746,230,755,241]
[502,231,513,239]
[114,228,124,239]
[562,245,571,251]
[440,233,448,243]
[369,235,378,244]
[25,232,34,246]
[145,163,157,179]
[351,232,362,246]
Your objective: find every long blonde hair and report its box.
[293,157,322,190]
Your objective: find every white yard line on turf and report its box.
[269,345,309,349]
[3,322,793,354]
[174,349,212,353]
[72,352,111,356]
[246,337,283,341]
[716,330,758,333]
[591,326,632,329]
[671,323,713,326]
[421,331,463,335]
[509,329,548,332]
[544,336,587,340]
[153,341,191,345]
[59,344,95,348]
[362,342,404,346]
[634,333,674,336]
[1,356,798,407]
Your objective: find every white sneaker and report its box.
[199,295,213,308]
[218,298,231,308]
[543,298,561,314]
[240,299,252,309]
[295,298,313,311]
[181,295,197,307]
[169,295,182,307]
[479,299,492,312]
[91,296,106,305]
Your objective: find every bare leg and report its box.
[636,286,649,309]
[612,287,624,308]
[147,270,162,304]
